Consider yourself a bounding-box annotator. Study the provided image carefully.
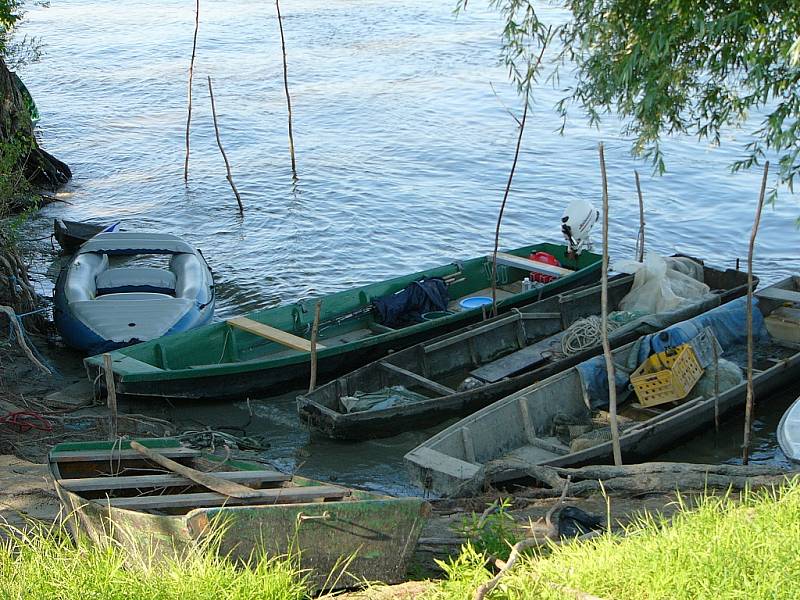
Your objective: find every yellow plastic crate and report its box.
[630,343,704,407]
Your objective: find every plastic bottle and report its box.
[522,277,533,292]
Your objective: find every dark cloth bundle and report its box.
[372,278,449,328]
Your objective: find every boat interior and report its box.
[312,264,747,415]
[50,443,355,516]
[416,289,800,473]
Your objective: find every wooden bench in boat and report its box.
[756,287,800,304]
[105,485,350,510]
[227,317,326,352]
[491,252,573,279]
[51,447,202,463]
[59,469,291,493]
[380,363,455,396]
[469,331,565,383]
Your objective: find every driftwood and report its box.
[0,306,50,374]
[514,462,797,498]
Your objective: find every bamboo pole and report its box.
[183,0,200,183]
[634,170,645,262]
[275,0,297,179]
[742,161,769,465]
[207,76,244,214]
[308,300,322,393]
[598,143,622,467]
[103,353,118,440]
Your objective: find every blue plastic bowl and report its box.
[459,296,494,310]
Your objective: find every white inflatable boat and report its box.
[54,232,214,354]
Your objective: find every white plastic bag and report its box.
[619,254,710,314]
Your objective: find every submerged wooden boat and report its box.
[404,277,800,496]
[49,438,430,590]
[298,260,750,440]
[53,218,120,253]
[84,243,601,400]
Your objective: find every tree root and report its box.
[0,306,50,375]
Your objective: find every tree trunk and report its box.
[0,56,71,190]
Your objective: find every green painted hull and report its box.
[49,438,430,591]
[85,243,601,400]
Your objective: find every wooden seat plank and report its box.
[59,470,291,493]
[51,447,201,463]
[227,317,326,352]
[470,331,564,383]
[756,287,800,304]
[105,485,349,510]
[492,252,573,278]
[380,363,455,396]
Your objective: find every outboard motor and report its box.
[561,199,599,258]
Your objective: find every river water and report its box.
[16,0,800,494]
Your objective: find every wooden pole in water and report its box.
[183,0,200,183]
[207,76,244,214]
[275,0,297,179]
[634,170,645,262]
[742,161,769,465]
[103,353,118,440]
[308,300,322,393]
[599,143,622,467]
[490,86,530,318]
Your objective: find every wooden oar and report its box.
[129,440,265,499]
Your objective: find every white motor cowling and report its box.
[561,199,599,256]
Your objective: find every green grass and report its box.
[0,520,308,600]
[428,478,800,600]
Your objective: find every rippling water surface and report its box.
[18,0,800,493]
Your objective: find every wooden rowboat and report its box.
[297,260,750,440]
[84,242,601,400]
[404,277,800,497]
[49,438,430,590]
[53,218,119,253]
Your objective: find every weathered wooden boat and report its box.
[53,218,120,253]
[298,259,750,440]
[405,277,800,497]
[55,232,215,354]
[84,243,601,400]
[49,438,430,590]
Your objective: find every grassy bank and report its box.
[2,480,798,599]
[428,478,800,600]
[0,522,307,600]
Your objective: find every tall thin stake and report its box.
[275,0,297,178]
[103,353,118,440]
[489,38,549,317]
[183,0,200,183]
[599,143,622,466]
[742,161,769,465]
[308,301,322,393]
[207,76,244,214]
[490,89,530,317]
[634,170,645,262]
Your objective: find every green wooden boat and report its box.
[84,243,601,400]
[49,438,430,591]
